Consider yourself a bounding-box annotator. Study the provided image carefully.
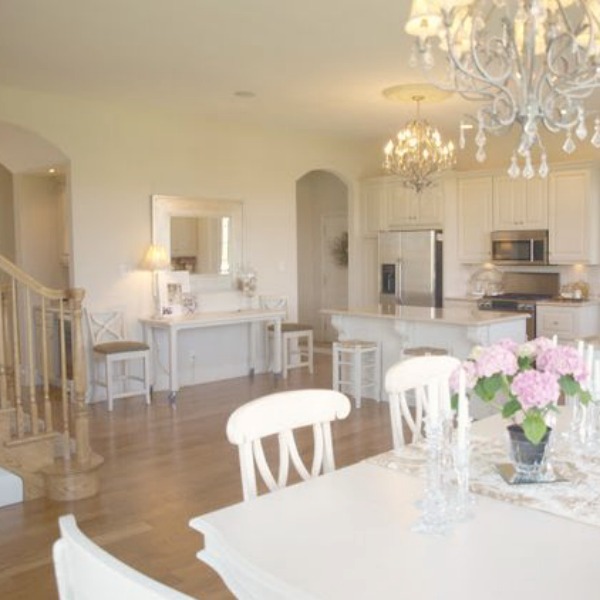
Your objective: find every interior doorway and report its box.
[296,170,348,344]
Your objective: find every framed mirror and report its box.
[151,195,243,287]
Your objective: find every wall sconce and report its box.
[142,244,170,316]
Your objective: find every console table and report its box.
[141,309,284,403]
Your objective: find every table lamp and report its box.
[142,244,170,316]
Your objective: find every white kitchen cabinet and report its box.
[359,179,388,236]
[536,302,600,341]
[387,181,443,229]
[457,175,493,263]
[492,176,548,230]
[548,168,599,264]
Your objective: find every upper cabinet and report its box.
[359,179,388,236]
[548,168,599,264]
[387,181,443,229]
[359,177,443,235]
[492,176,548,230]
[457,176,493,263]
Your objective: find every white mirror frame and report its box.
[151,194,244,290]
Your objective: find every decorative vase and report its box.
[507,424,552,482]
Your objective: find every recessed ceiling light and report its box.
[48,168,56,174]
[234,90,256,98]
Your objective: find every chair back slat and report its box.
[385,355,461,449]
[227,389,351,500]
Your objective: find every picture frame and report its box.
[157,271,191,317]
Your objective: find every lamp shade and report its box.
[405,0,442,38]
[143,244,170,270]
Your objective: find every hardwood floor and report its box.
[0,353,394,599]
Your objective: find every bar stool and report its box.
[332,340,381,408]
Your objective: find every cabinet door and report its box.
[387,181,415,227]
[493,177,548,230]
[360,180,387,236]
[387,182,443,229]
[548,170,595,264]
[417,186,443,227]
[457,176,493,263]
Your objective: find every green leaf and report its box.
[522,414,547,445]
[474,374,504,402]
[501,398,521,419]
[559,375,579,396]
[450,393,458,411]
[518,355,533,370]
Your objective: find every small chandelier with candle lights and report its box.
[383,92,456,193]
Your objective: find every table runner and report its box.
[368,435,600,528]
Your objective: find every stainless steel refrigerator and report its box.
[378,230,443,309]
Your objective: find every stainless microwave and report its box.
[491,230,549,265]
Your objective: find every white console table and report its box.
[141,309,284,402]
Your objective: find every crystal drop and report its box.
[576,119,588,141]
[538,154,549,178]
[475,129,486,147]
[507,155,520,179]
[523,161,534,179]
[476,146,486,163]
[563,134,576,154]
[592,119,600,148]
[459,127,466,150]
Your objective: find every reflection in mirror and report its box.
[152,194,243,288]
[170,216,231,275]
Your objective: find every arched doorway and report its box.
[0,122,70,288]
[296,170,348,344]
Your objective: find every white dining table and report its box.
[189,414,600,599]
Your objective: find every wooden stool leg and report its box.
[307,331,314,374]
[332,343,340,391]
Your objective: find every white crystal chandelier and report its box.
[405,0,600,178]
[383,94,456,193]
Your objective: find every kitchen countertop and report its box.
[536,298,600,307]
[321,305,528,326]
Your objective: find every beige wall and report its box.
[0,164,14,261]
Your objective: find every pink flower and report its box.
[536,346,588,383]
[473,345,519,378]
[450,361,477,393]
[510,370,560,409]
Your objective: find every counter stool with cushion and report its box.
[86,310,151,411]
[332,340,381,408]
[385,355,461,449]
[259,295,314,378]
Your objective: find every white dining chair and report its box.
[53,514,194,599]
[86,309,151,411]
[226,389,351,500]
[385,355,461,449]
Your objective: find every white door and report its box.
[321,214,348,342]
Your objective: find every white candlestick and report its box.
[551,334,558,347]
[457,369,469,448]
[428,381,439,425]
[594,358,600,398]
[577,339,585,357]
[586,344,594,387]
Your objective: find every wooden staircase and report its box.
[0,255,103,502]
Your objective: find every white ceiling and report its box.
[0,0,476,145]
[1,0,599,171]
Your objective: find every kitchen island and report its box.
[323,305,528,418]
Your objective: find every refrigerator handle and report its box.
[396,260,403,304]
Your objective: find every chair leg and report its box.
[307,331,314,374]
[282,334,289,379]
[106,357,114,412]
[144,353,151,406]
[352,349,362,409]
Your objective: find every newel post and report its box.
[69,287,91,465]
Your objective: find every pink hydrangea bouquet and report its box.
[451,337,591,444]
